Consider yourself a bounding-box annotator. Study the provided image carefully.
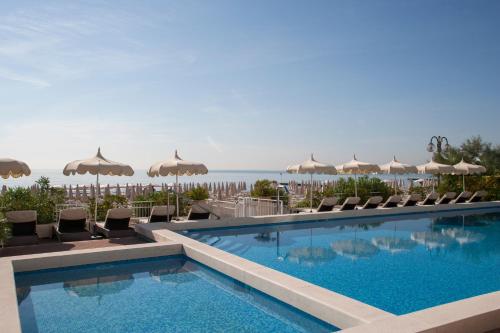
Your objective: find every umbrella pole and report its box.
[310,173,313,212]
[94,172,99,233]
[394,174,397,195]
[176,173,179,219]
[354,173,358,197]
[167,183,170,221]
[463,174,465,192]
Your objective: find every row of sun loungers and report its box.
[302,190,488,213]
[2,202,218,246]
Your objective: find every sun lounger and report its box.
[316,197,338,212]
[187,202,220,220]
[436,192,456,204]
[419,192,439,206]
[140,205,175,223]
[54,208,91,242]
[467,190,487,203]
[95,208,135,238]
[400,194,421,207]
[381,195,401,208]
[4,210,38,246]
[338,197,360,211]
[452,191,472,204]
[361,196,383,209]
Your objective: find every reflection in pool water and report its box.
[186,210,500,315]
[15,256,337,333]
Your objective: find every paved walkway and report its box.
[0,237,148,257]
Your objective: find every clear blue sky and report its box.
[1,0,499,169]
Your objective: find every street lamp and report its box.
[427,136,450,154]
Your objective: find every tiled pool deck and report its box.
[1,201,500,333]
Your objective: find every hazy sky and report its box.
[1,0,499,170]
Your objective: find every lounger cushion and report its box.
[104,218,131,230]
[188,212,211,220]
[58,218,87,233]
[6,211,37,236]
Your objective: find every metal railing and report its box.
[129,201,154,218]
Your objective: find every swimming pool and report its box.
[185,209,500,315]
[15,256,337,333]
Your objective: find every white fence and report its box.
[207,197,283,218]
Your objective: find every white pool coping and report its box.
[1,202,499,332]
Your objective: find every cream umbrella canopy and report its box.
[417,159,454,191]
[63,148,134,223]
[336,154,381,197]
[0,158,31,179]
[147,150,208,218]
[286,154,337,212]
[379,156,418,194]
[452,159,486,192]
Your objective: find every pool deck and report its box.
[1,201,500,333]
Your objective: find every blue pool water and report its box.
[15,256,337,333]
[185,209,500,315]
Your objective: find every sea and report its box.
[2,169,423,188]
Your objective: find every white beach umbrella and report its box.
[63,148,134,222]
[336,154,381,197]
[452,159,486,192]
[379,156,418,194]
[0,158,31,179]
[417,159,454,191]
[147,150,208,218]
[286,154,337,212]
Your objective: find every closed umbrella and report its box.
[417,159,454,191]
[452,159,486,192]
[286,154,337,212]
[379,156,418,194]
[63,148,134,224]
[336,154,380,197]
[0,158,31,179]
[148,150,208,218]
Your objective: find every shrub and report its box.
[89,195,128,221]
[251,179,288,205]
[186,186,209,201]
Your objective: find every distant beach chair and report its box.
[361,196,383,209]
[436,192,456,204]
[187,202,220,220]
[95,208,135,238]
[419,192,439,206]
[452,191,472,204]
[338,197,360,211]
[400,194,421,207]
[467,190,487,203]
[54,208,91,242]
[4,210,38,246]
[140,205,175,223]
[381,195,402,208]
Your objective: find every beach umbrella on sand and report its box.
[286,154,337,212]
[379,156,418,194]
[0,158,31,179]
[336,155,380,197]
[452,159,486,192]
[148,150,208,218]
[417,159,454,191]
[63,148,134,223]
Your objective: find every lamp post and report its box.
[426,136,450,155]
[426,135,451,187]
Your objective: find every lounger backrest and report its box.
[187,202,212,220]
[317,197,337,212]
[454,191,472,203]
[402,194,421,206]
[58,208,87,233]
[362,196,383,209]
[104,208,132,230]
[6,210,37,236]
[382,195,401,208]
[468,190,487,202]
[340,197,360,210]
[421,192,439,205]
[437,192,456,204]
[149,205,175,222]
